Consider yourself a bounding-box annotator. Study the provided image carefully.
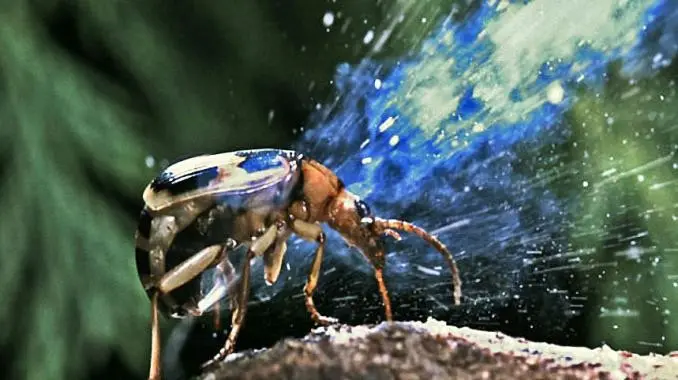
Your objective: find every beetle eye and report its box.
[355,200,371,219]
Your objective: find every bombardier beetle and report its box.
[134,148,462,380]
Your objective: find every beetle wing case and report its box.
[136,149,303,318]
[143,149,301,212]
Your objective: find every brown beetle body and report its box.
[135,149,462,380]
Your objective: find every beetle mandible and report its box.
[134,148,462,380]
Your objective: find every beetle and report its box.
[134,148,462,380]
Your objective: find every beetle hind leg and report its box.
[148,293,162,380]
[291,219,339,326]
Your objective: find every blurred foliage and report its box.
[0,1,468,380]
[566,63,678,351]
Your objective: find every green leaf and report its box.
[0,5,154,380]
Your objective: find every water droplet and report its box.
[145,155,155,168]
[322,12,335,27]
[363,30,374,44]
[582,181,589,188]
[389,135,400,146]
[374,78,382,89]
[546,81,564,104]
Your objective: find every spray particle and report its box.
[374,79,382,89]
[145,155,155,168]
[546,81,565,104]
[363,30,375,44]
[323,12,335,27]
[378,116,397,132]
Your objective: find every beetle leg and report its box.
[156,244,223,294]
[374,266,393,322]
[202,223,279,369]
[263,222,291,285]
[201,250,253,370]
[148,199,214,284]
[148,292,162,380]
[291,219,338,325]
[198,251,238,331]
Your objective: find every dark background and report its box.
[1,1,677,380]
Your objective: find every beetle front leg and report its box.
[291,219,338,325]
[263,223,291,285]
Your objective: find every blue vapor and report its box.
[283,0,678,301]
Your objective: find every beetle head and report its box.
[326,190,401,267]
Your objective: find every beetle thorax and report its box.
[294,159,344,222]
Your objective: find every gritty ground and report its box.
[197,318,678,380]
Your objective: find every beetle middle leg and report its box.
[263,223,292,286]
[291,219,338,325]
[202,222,280,368]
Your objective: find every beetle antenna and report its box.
[374,218,462,305]
[382,228,402,241]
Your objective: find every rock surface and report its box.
[198,318,678,380]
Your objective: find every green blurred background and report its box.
[0,1,676,380]
[0,1,461,379]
